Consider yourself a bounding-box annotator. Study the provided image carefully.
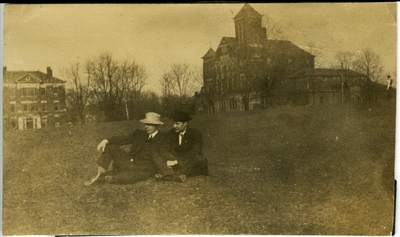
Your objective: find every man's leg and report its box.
[107,158,159,184]
[97,144,129,170]
[85,144,132,186]
[152,156,176,177]
[143,152,185,183]
[175,157,209,177]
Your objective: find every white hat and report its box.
[139,112,164,125]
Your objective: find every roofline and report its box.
[289,69,368,78]
[4,70,66,83]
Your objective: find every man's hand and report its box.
[167,160,178,167]
[97,139,109,153]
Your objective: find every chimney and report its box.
[47,67,52,77]
[3,66,6,73]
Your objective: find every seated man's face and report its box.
[173,121,187,133]
[144,124,158,134]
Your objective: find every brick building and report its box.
[195,4,315,114]
[3,66,67,130]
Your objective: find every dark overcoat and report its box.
[98,129,175,183]
[107,129,170,160]
[167,127,204,168]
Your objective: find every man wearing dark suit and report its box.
[165,111,209,177]
[84,112,184,186]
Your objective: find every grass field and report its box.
[2,101,395,235]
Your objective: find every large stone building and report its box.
[195,4,315,114]
[3,66,67,130]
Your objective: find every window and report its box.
[240,74,245,88]
[54,101,60,111]
[55,114,60,127]
[11,119,17,129]
[22,88,36,96]
[10,103,15,112]
[230,98,238,110]
[41,101,48,111]
[53,86,58,94]
[22,102,38,112]
[9,88,16,97]
[220,100,226,110]
[41,117,48,127]
[222,46,227,54]
[40,87,46,96]
[207,78,213,93]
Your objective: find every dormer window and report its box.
[222,46,227,54]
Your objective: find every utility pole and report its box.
[125,99,129,121]
[341,63,344,104]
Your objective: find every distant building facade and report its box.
[288,68,368,106]
[3,67,67,130]
[195,4,315,114]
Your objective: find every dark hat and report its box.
[170,110,193,122]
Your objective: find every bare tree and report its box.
[119,58,148,100]
[335,51,355,70]
[353,48,384,100]
[159,72,176,117]
[87,53,122,121]
[262,15,286,41]
[192,65,204,93]
[62,52,149,122]
[62,62,92,124]
[170,63,194,100]
[353,48,384,82]
[118,58,148,119]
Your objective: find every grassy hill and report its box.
[3,101,395,235]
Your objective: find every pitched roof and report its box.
[213,37,239,59]
[3,70,65,84]
[264,40,314,58]
[202,48,216,59]
[234,3,263,20]
[221,37,238,49]
[290,68,367,78]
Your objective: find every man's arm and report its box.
[96,129,141,152]
[158,131,176,161]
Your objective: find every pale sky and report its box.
[2,3,397,94]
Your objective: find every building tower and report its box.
[234,3,267,46]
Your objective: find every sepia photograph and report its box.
[2,3,397,235]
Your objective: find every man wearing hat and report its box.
[84,112,184,185]
[161,110,209,179]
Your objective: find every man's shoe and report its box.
[173,174,186,183]
[105,175,114,183]
[155,173,164,180]
[84,172,105,186]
